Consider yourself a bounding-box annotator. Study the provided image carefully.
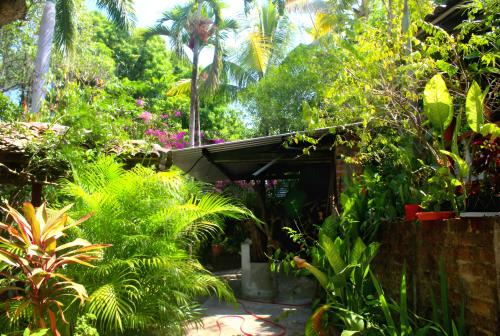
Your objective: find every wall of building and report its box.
[373,216,500,336]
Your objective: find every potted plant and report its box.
[417,165,461,221]
[211,233,227,257]
[421,75,500,219]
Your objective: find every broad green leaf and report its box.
[341,331,360,336]
[350,237,366,264]
[423,74,454,131]
[440,150,469,179]
[480,123,500,138]
[320,235,345,274]
[465,81,484,132]
[436,60,458,77]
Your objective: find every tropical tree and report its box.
[148,0,237,147]
[61,157,253,334]
[30,0,134,115]
[231,0,293,87]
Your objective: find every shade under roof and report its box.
[171,125,360,183]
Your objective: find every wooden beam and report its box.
[31,182,43,207]
[327,147,338,216]
[251,155,283,178]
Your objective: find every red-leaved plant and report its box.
[0,202,109,335]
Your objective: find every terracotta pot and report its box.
[211,244,223,257]
[405,204,423,221]
[416,211,455,221]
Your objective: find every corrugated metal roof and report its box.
[171,125,360,182]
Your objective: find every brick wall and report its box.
[373,216,500,335]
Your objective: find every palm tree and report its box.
[62,156,253,334]
[30,0,134,115]
[225,0,293,89]
[148,0,236,147]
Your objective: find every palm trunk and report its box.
[31,0,56,115]
[189,47,200,147]
[189,0,203,147]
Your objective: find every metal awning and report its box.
[171,125,360,183]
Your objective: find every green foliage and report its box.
[423,74,453,133]
[74,314,99,336]
[0,93,21,121]
[242,43,333,134]
[61,157,252,334]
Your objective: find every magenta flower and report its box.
[174,110,182,117]
[175,131,187,141]
[161,114,169,119]
[136,98,145,107]
[175,142,186,149]
[139,111,152,123]
[144,129,155,136]
[213,138,225,144]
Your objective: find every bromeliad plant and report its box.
[0,202,109,335]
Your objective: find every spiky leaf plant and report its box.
[0,202,108,336]
[62,156,252,335]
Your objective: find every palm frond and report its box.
[54,0,77,52]
[95,0,136,31]
[167,78,192,96]
[87,272,140,333]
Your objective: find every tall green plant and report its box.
[294,216,381,334]
[61,156,252,335]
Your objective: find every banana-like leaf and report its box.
[320,234,345,274]
[465,81,484,132]
[423,74,453,132]
[439,150,469,179]
[480,123,500,138]
[350,237,367,264]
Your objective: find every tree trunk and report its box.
[31,0,56,115]
[189,47,200,147]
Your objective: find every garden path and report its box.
[185,296,311,336]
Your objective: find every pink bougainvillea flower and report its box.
[174,110,182,117]
[139,111,153,122]
[136,98,145,107]
[144,129,155,136]
[175,142,186,149]
[213,138,225,144]
[161,114,169,119]
[175,131,187,141]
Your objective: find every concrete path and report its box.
[185,297,311,336]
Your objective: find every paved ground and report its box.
[185,296,311,336]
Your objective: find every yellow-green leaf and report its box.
[465,81,484,132]
[423,74,453,131]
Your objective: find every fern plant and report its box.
[60,156,252,335]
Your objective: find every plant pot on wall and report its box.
[405,204,423,221]
[416,211,455,221]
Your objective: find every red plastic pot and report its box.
[211,244,223,257]
[405,204,423,221]
[416,211,455,221]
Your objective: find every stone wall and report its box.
[373,216,500,335]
